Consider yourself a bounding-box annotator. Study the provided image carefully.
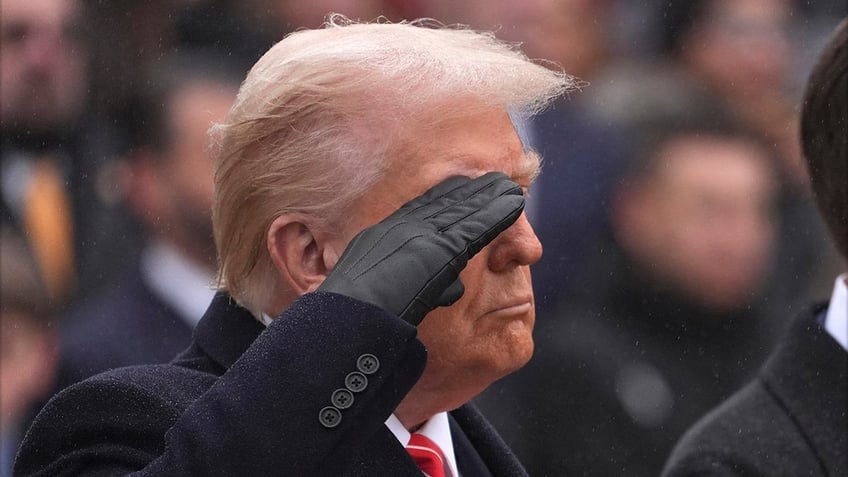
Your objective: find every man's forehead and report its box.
[379,104,542,209]
[430,149,541,182]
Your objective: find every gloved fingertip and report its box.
[436,278,465,307]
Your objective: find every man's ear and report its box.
[267,215,331,296]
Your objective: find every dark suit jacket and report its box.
[662,305,848,476]
[57,263,194,391]
[16,292,527,476]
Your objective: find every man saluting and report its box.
[16,15,572,476]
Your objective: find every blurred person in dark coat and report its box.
[589,0,841,316]
[55,53,240,391]
[15,17,574,475]
[0,227,58,477]
[663,18,848,477]
[657,0,841,309]
[0,0,141,305]
[478,116,780,477]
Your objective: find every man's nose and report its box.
[488,212,543,271]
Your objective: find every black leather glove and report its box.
[318,171,525,326]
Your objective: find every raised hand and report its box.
[318,172,525,325]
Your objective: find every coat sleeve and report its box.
[15,292,428,476]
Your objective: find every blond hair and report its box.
[212,15,574,317]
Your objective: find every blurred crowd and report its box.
[1,0,845,475]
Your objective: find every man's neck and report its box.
[394,375,487,432]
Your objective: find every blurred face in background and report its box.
[0,0,88,134]
[163,83,233,247]
[428,0,608,79]
[616,135,777,311]
[684,0,791,98]
[127,81,236,269]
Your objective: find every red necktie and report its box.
[406,433,447,477]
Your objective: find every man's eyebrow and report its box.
[517,149,542,183]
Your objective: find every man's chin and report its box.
[492,336,535,379]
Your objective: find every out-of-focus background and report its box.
[1,1,845,475]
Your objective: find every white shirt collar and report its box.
[824,273,847,351]
[386,413,459,477]
[141,240,216,329]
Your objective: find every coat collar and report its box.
[761,303,847,476]
[450,404,528,477]
[193,292,266,370]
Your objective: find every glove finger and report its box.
[435,277,465,307]
[442,193,525,259]
[429,174,522,230]
[399,266,465,325]
[398,172,513,222]
[391,175,473,219]
[356,174,521,271]
[414,194,523,316]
